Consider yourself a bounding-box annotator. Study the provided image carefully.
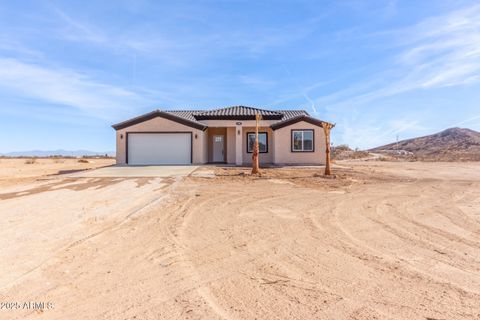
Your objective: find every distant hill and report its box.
[370,128,480,161]
[1,149,115,157]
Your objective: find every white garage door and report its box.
[127,133,191,165]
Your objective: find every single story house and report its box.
[112,106,328,166]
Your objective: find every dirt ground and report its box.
[1,159,479,319]
[0,157,115,187]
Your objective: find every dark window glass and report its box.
[303,131,313,151]
[247,133,267,153]
[292,131,303,151]
[292,130,314,151]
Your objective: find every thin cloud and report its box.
[48,3,325,63]
[312,3,480,110]
[51,5,106,44]
[302,2,480,149]
[452,114,480,127]
[0,58,150,120]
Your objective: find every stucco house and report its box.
[112,106,328,166]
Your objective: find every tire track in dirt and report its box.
[168,182,300,319]
[168,178,397,319]
[171,174,480,319]
[171,177,358,318]
[0,177,173,291]
[3,162,480,319]
[307,179,480,319]
[344,182,480,287]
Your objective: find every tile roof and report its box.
[195,106,283,118]
[276,110,310,119]
[270,114,325,130]
[112,106,322,130]
[112,110,207,130]
[164,107,310,123]
[163,110,204,122]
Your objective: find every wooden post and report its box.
[251,113,261,174]
[322,122,335,176]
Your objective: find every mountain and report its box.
[1,149,115,157]
[370,128,480,161]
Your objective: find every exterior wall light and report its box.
[195,133,198,139]
[120,134,123,139]
[237,130,240,135]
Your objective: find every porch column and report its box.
[235,123,243,165]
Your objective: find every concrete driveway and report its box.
[68,165,199,178]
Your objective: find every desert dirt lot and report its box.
[1,159,479,319]
[0,158,115,187]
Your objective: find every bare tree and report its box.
[322,121,335,176]
[251,113,262,174]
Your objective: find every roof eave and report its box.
[112,110,207,131]
[271,115,325,130]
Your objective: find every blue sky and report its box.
[1,0,480,152]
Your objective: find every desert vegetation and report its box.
[332,144,370,160]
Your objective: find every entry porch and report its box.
[205,125,273,165]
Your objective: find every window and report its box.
[247,132,268,153]
[291,130,314,152]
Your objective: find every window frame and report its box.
[246,132,269,153]
[291,129,315,152]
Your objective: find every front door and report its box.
[212,135,225,162]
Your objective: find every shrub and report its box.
[334,144,351,152]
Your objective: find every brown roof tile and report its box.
[112,106,323,130]
[194,106,283,120]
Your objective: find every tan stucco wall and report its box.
[242,127,274,165]
[226,127,236,164]
[203,128,209,164]
[273,121,326,165]
[115,116,207,165]
[207,128,227,162]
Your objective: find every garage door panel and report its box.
[128,133,191,165]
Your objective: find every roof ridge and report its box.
[196,105,283,116]
[161,107,307,113]
[164,110,205,112]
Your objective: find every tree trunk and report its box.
[251,113,261,174]
[322,122,335,176]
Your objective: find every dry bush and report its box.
[78,159,91,163]
[334,144,351,152]
[25,158,37,164]
[333,144,370,160]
